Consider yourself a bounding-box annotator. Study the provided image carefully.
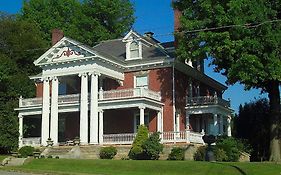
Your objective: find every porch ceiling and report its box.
[185,104,233,116]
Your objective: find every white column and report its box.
[99,110,104,144]
[41,78,50,146]
[18,114,23,148]
[79,73,88,144]
[185,112,190,143]
[213,114,219,136]
[90,73,99,144]
[157,110,162,132]
[139,106,145,125]
[227,116,232,136]
[219,115,224,135]
[185,113,190,130]
[50,77,59,145]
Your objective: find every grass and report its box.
[4,159,281,175]
[0,155,8,162]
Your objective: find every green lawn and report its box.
[5,159,281,175]
[0,155,8,162]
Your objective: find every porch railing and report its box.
[22,137,41,146]
[103,133,137,144]
[186,96,230,108]
[19,88,161,108]
[103,131,204,145]
[20,97,43,107]
[58,94,80,104]
[100,88,161,102]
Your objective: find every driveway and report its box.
[0,170,41,175]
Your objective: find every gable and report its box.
[34,37,96,66]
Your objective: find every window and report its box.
[135,75,148,88]
[130,41,139,58]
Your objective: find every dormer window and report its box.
[126,39,142,60]
[130,40,140,58]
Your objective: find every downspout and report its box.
[172,62,176,132]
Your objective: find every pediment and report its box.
[34,37,96,66]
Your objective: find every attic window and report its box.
[130,41,139,58]
[126,39,142,60]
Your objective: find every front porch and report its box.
[21,130,205,147]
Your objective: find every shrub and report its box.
[214,148,227,162]
[128,125,149,160]
[99,146,117,159]
[168,147,185,160]
[18,146,35,158]
[142,132,163,160]
[216,136,246,162]
[193,146,206,161]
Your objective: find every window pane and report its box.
[136,76,148,87]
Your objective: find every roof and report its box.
[92,35,169,62]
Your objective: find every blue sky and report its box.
[0,0,268,113]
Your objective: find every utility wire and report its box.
[2,19,281,52]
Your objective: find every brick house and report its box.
[16,12,233,148]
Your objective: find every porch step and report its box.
[42,146,72,158]
[4,158,28,166]
[79,145,100,159]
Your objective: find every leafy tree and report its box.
[0,14,46,153]
[234,98,270,161]
[128,125,149,160]
[21,0,135,46]
[174,0,281,161]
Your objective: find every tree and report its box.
[174,0,281,161]
[20,0,135,46]
[234,99,270,161]
[0,14,47,152]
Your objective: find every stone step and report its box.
[5,158,27,166]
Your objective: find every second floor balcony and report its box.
[186,96,230,108]
[19,88,161,108]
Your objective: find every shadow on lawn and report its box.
[212,162,247,175]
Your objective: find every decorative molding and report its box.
[56,48,81,58]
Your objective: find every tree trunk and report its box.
[268,81,281,162]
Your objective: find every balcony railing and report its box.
[22,137,41,146]
[186,96,230,108]
[99,88,161,101]
[19,88,161,108]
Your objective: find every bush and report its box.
[168,147,185,160]
[128,125,149,160]
[216,136,249,162]
[142,132,163,160]
[214,148,227,162]
[18,146,35,158]
[194,146,206,161]
[99,146,117,159]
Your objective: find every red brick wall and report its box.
[149,68,174,132]
[103,68,174,132]
[64,112,80,140]
[36,82,43,97]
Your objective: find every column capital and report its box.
[139,106,146,110]
[18,114,23,119]
[78,72,88,77]
[42,77,50,82]
[88,72,101,76]
[50,76,59,81]
[98,109,104,113]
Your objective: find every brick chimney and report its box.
[173,1,181,48]
[52,29,64,46]
[174,7,181,33]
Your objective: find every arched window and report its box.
[130,40,139,58]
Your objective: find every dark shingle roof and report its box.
[92,37,171,61]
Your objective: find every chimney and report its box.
[144,32,154,38]
[174,7,181,33]
[173,1,182,48]
[52,29,64,46]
